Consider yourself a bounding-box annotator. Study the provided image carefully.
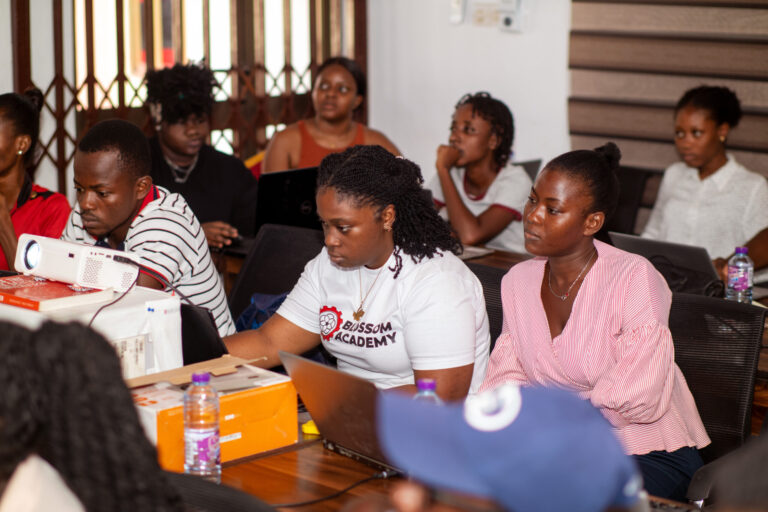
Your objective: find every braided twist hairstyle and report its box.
[318,145,462,277]
[0,321,184,512]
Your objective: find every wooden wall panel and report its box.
[572,4,768,38]
[569,1,768,233]
[570,35,768,79]
[569,101,768,151]
[571,70,768,109]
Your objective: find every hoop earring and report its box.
[17,150,23,155]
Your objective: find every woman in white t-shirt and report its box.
[226,145,491,400]
[429,92,531,253]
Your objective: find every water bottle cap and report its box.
[191,372,210,384]
[417,378,437,391]
[735,246,748,254]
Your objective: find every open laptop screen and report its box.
[255,167,321,233]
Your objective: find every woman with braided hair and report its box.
[0,321,184,512]
[226,145,491,400]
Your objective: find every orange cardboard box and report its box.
[129,355,297,472]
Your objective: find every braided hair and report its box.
[145,63,217,124]
[455,92,515,169]
[0,321,184,512]
[0,88,44,168]
[317,145,462,278]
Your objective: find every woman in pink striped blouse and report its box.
[480,142,710,501]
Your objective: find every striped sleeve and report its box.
[589,262,676,428]
[126,194,235,336]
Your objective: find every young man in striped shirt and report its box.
[61,119,235,337]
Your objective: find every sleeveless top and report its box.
[296,119,366,168]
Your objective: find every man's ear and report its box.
[583,211,605,237]
[135,175,153,201]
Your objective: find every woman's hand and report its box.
[436,144,461,173]
[202,221,239,249]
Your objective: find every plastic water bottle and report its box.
[726,247,754,304]
[413,378,443,405]
[184,372,221,483]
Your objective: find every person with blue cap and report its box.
[376,383,648,512]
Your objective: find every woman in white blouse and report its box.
[642,86,768,265]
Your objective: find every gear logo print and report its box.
[319,306,342,341]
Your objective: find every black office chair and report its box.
[665,293,766,504]
[228,223,325,321]
[180,303,228,365]
[165,471,276,511]
[514,159,542,182]
[466,262,508,351]
[596,166,651,244]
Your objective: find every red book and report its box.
[0,275,114,311]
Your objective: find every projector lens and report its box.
[24,241,40,269]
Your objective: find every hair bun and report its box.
[23,88,44,114]
[594,142,621,172]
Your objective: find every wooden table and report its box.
[222,439,393,511]
[222,439,696,511]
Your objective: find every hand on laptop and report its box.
[203,221,240,249]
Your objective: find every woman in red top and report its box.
[0,89,71,270]
[262,57,400,173]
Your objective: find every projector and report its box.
[15,234,140,292]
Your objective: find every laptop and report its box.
[608,232,768,299]
[279,351,401,474]
[255,167,321,233]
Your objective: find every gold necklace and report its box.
[354,267,385,321]
[547,249,596,301]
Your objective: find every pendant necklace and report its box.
[547,249,596,301]
[164,153,199,184]
[353,267,385,321]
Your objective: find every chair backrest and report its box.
[228,223,325,321]
[165,471,276,511]
[466,262,508,351]
[514,159,542,181]
[668,293,766,463]
[596,166,652,243]
[180,303,228,365]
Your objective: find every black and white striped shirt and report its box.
[62,186,236,336]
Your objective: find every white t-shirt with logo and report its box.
[277,247,491,392]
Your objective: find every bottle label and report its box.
[727,264,753,291]
[185,427,220,466]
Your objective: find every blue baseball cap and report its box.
[377,384,643,512]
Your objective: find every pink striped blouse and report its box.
[480,240,710,455]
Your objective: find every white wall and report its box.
[367,0,572,183]
[0,0,13,93]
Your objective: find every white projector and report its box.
[15,234,140,292]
